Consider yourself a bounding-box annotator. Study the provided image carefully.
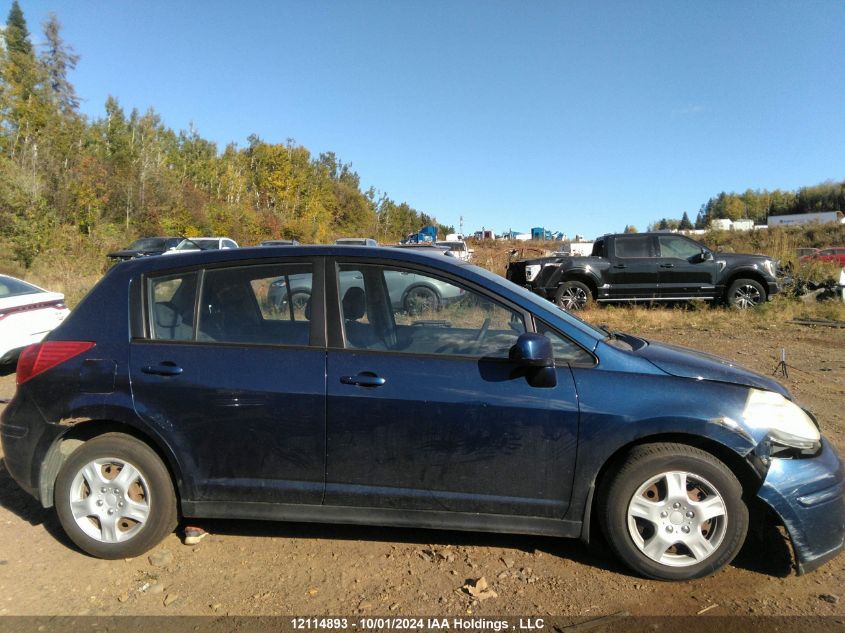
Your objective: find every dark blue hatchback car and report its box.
[2,246,843,580]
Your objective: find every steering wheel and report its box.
[472,317,491,354]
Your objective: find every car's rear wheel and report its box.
[554,281,592,311]
[54,433,177,559]
[726,279,766,309]
[600,443,748,580]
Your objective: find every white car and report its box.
[839,267,845,303]
[163,237,238,254]
[435,239,473,261]
[0,275,70,366]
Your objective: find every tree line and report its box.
[0,2,452,267]
[648,180,845,232]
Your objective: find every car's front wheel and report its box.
[726,278,766,309]
[600,443,748,580]
[54,433,177,559]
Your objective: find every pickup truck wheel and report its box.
[554,281,592,311]
[600,443,748,580]
[726,279,765,309]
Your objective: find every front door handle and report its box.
[141,362,183,376]
[613,264,627,269]
[660,263,675,268]
[340,373,386,387]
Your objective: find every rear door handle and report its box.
[659,263,675,268]
[340,373,386,387]
[141,362,183,376]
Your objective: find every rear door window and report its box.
[614,235,653,258]
[197,264,314,346]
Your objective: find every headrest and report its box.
[342,287,366,321]
[154,301,182,329]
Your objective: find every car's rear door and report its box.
[605,234,659,299]
[324,258,581,519]
[129,258,327,506]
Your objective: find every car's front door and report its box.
[655,235,717,299]
[324,260,581,519]
[129,260,327,506]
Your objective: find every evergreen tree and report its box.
[41,13,80,113]
[679,211,693,230]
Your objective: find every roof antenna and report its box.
[772,348,788,378]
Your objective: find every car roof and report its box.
[115,244,465,273]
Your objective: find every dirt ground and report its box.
[0,318,844,618]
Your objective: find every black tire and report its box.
[599,443,748,580]
[554,281,593,311]
[54,433,177,559]
[403,285,440,315]
[726,278,766,309]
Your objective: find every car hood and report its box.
[107,249,160,258]
[636,339,790,397]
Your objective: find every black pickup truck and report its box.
[506,232,780,310]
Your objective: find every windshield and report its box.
[175,239,218,251]
[128,238,168,251]
[463,264,608,341]
[0,276,42,297]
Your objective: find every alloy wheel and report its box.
[557,287,588,310]
[732,284,762,309]
[626,470,728,567]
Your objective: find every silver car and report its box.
[269,269,465,316]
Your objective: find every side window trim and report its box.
[191,268,205,342]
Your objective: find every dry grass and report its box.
[574,296,845,336]
[0,226,122,307]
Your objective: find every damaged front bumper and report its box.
[757,438,845,574]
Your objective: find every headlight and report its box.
[525,264,542,282]
[762,259,776,276]
[742,389,820,450]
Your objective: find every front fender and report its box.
[566,367,764,523]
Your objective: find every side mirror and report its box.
[693,248,713,263]
[509,333,556,388]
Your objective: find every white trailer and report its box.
[768,211,844,227]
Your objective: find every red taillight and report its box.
[16,341,95,385]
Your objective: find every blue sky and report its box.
[10,1,845,238]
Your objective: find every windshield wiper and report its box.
[179,236,208,251]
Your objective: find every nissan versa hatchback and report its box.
[2,246,843,581]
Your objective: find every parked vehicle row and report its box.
[2,245,842,581]
[800,247,845,266]
[108,236,240,262]
[507,232,781,310]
